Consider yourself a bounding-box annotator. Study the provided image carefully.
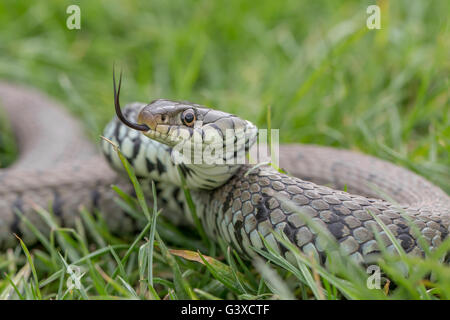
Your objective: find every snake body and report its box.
[0,81,449,265]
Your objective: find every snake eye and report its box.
[181,109,196,127]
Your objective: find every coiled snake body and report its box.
[0,81,449,266]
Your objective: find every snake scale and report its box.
[0,80,449,267]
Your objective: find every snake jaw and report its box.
[142,125,175,146]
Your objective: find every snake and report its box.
[0,77,449,267]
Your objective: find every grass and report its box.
[0,0,449,300]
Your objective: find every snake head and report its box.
[113,69,257,166]
[137,99,258,165]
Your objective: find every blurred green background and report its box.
[0,0,448,191]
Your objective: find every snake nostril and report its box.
[161,115,167,122]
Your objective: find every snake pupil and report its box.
[182,110,195,126]
[185,113,193,122]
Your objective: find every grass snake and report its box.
[0,79,449,266]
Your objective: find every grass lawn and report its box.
[0,0,449,300]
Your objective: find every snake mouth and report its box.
[138,111,188,147]
[137,109,159,131]
[137,110,173,141]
